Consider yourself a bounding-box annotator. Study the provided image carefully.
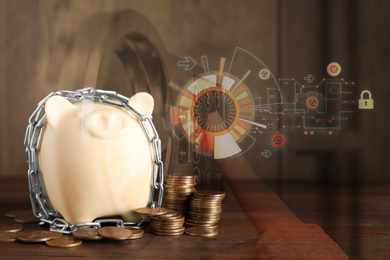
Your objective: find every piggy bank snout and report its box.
[85,110,130,138]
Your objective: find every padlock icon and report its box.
[359,90,374,109]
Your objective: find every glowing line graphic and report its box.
[231,70,251,91]
[168,81,182,92]
[201,55,209,74]
[239,118,267,129]
[217,57,226,87]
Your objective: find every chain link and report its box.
[24,87,164,233]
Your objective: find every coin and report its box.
[97,226,132,240]
[46,236,82,248]
[50,231,63,239]
[0,224,23,233]
[186,227,218,237]
[163,175,196,214]
[135,207,168,216]
[73,227,102,240]
[151,227,185,236]
[152,216,185,222]
[194,191,225,198]
[185,221,218,229]
[17,231,54,242]
[0,232,19,242]
[14,214,39,223]
[125,228,144,239]
[167,175,195,179]
[4,210,32,218]
[152,226,185,233]
[162,210,179,218]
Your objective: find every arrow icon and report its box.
[261,149,272,159]
[178,57,197,71]
[304,74,315,83]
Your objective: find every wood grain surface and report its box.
[1,177,390,259]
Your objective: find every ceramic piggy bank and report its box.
[38,92,155,224]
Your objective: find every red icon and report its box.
[306,96,319,110]
[270,133,286,149]
[327,62,341,76]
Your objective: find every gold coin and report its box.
[167,175,195,178]
[0,232,19,242]
[194,191,225,198]
[188,215,220,222]
[190,205,222,210]
[185,218,218,225]
[0,224,23,233]
[152,226,185,232]
[152,231,185,236]
[17,231,54,242]
[97,226,132,240]
[191,198,223,203]
[151,227,185,236]
[73,227,102,240]
[135,207,168,216]
[50,231,63,239]
[153,215,185,222]
[186,227,218,237]
[152,221,185,227]
[125,228,144,239]
[165,180,195,185]
[185,222,218,229]
[14,214,39,223]
[151,225,184,230]
[189,208,221,213]
[189,210,221,215]
[46,236,82,248]
[162,210,178,218]
[4,210,32,218]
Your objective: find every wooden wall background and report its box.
[0,0,389,181]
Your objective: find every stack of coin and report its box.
[125,227,144,239]
[163,175,196,214]
[150,210,185,236]
[185,190,225,230]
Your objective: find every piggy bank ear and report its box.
[45,96,77,128]
[128,92,154,116]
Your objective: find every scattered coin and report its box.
[97,226,132,240]
[125,228,144,239]
[4,210,32,218]
[185,227,218,237]
[14,214,39,223]
[17,231,54,243]
[50,231,63,239]
[0,232,19,242]
[73,227,102,240]
[0,224,23,233]
[46,236,82,248]
[135,207,168,216]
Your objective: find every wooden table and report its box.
[1,177,389,259]
[0,177,259,259]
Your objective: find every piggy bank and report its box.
[38,92,155,224]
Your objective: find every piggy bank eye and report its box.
[85,110,130,139]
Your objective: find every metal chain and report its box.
[24,87,164,234]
